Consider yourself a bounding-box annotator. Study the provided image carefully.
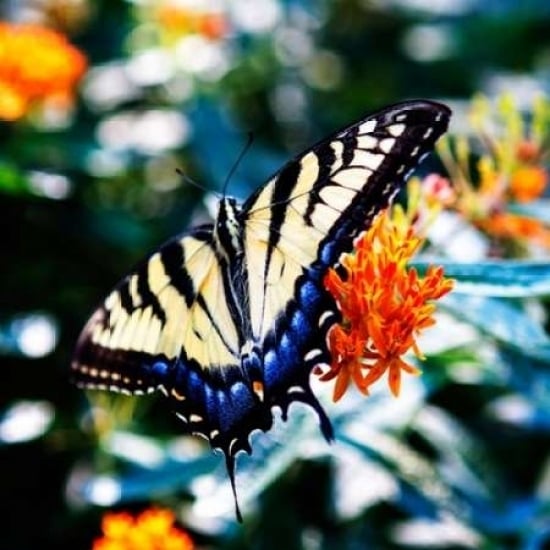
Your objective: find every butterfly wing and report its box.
[71,226,269,443]
[242,99,450,431]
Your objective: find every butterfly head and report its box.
[214,196,243,257]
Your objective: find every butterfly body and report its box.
[72,100,451,511]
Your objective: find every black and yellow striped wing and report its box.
[74,229,235,383]
[244,101,449,341]
[72,100,451,513]
[239,100,450,444]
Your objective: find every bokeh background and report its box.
[2,0,550,548]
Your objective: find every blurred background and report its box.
[2,0,550,548]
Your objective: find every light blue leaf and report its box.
[507,199,550,224]
[74,406,323,523]
[338,424,458,519]
[412,259,550,297]
[440,293,550,360]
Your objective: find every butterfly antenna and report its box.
[175,168,215,196]
[222,132,254,198]
[226,453,243,522]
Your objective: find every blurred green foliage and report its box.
[2,1,550,549]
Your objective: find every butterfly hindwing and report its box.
[72,100,451,514]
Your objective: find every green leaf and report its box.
[0,161,28,195]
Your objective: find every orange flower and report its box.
[320,210,453,401]
[156,4,228,40]
[0,22,86,121]
[93,508,194,550]
[509,166,547,203]
[199,13,228,40]
[477,212,550,248]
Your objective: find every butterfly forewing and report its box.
[72,230,242,394]
[243,101,450,343]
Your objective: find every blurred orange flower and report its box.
[0,22,86,121]
[509,166,547,203]
[319,210,453,401]
[477,211,550,248]
[93,508,194,550]
[156,4,228,41]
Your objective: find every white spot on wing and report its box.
[356,135,378,150]
[128,275,140,306]
[379,137,396,153]
[351,150,385,171]
[228,438,239,455]
[330,141,344,172]
[388,123,405,137]
[304,349,322,362]
[358,120,377,134]
[319,310,334,327]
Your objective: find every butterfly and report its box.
[72,100,450,518]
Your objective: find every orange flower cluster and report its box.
[509,165,547,203]
[437,94,550,251]
[93,508,194,550]
[320,210,454,401]
[0,22,86,121]
[155,4,228,41]
[477,211,550,247]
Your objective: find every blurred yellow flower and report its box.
[93,508,194,550]
[319,210,453,401]
[0,21,86,121]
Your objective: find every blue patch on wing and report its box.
[150,355,266,455]
[261,271,335,442]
